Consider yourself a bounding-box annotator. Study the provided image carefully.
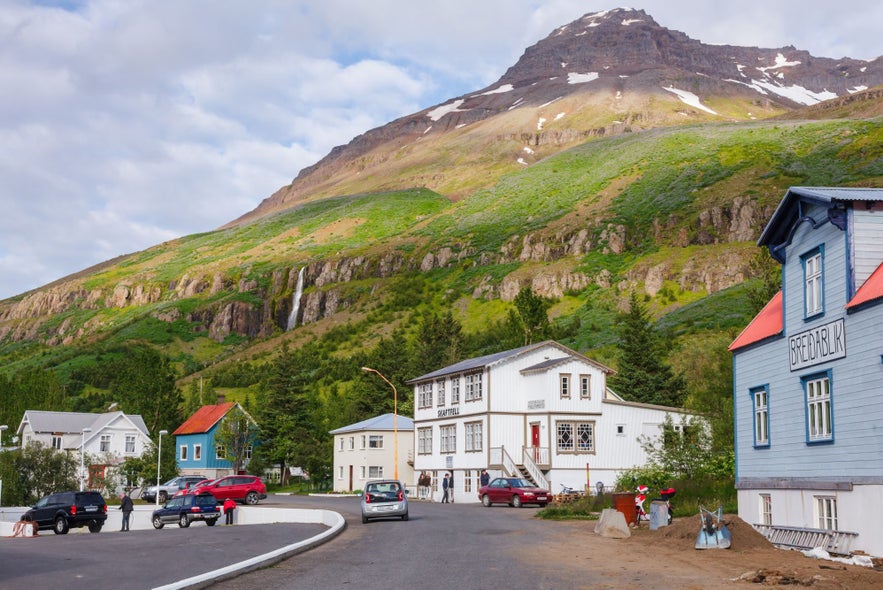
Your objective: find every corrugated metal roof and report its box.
[729,291,783,352]
[847,261,883,310]
[173,402,236,435]
[521,357,572,372]
[19,410,149,438]
[329,413,414,434]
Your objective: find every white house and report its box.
[16,410,152,491]
[408,340,691,503]
[730,186,883,557]
[330,413,414,493]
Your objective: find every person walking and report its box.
[441,472,450,503]
[119,491,134,532]
[480,469,490,487]
[223,497,237,525]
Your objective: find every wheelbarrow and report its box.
[695,505,731,549]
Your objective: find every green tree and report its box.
[638,414,715,480]
[608,292,686,406]
[213,405,259,474]
[508,287,553,345]
[108,345,183,435]
[746,248,782,313]
[413,311,464,372]
[14,442,78,504]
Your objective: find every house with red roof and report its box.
[730,187,883,557]
[173,400,258,479]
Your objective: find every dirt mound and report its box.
[640,513,772,551]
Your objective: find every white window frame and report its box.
[338,437,344,451]
[193,444,202,461]
[125,434,136,454]
[803,248,824,318]
[437,379,446,406]
[180,445,188,461]
[451,378,460,404]
[579,374,591,399]
[51,435,62,450]
[349,436,354,450]
[360,466,366,479]
[360,435,366,449]
[418,383,433,408]
[216,444,226,460]
[759,494,772,526]
[815,495,837,530]
[418,427,433,455]
[556,421,595,453]
[368,466,383,479]
[244,444,252,460]
[465,421,483,452]
[100,434,111,453]
[752,386,770,447]
[440,424,456,453]
[337,466,343,480]
[560,373,571,398]
[804,373,832,442]
[369,435,383,449]
[465,372,483,402]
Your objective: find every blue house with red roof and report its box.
[173,401,257,479]
[730,187,883,557]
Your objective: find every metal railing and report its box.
[753,524,859,556]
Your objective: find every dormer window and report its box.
[803,247,824,318]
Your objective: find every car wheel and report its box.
[88,521,103,533]
[152,516,164,529]
[362,515,369,524]
[402,512,409,521]
[539,503,548,508]
[206,518,217,527]
[54,516,69,535]
[245,491,259,505]
[512,495,523,508]
[158,491,168,503]
[481,494,491,507]
[178,514,190,528]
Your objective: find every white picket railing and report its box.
[521,447,549,490]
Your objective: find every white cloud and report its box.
[0,0,880,299]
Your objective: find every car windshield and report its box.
[507,478,532,488]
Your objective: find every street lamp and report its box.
[80,427,92,491]
[0,425,7,508]
[156,430,168,508]
[361,367,398,480]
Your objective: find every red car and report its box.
[478,477,550,508]
[183,475,268,505]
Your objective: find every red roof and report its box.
[729,291,783,352]
[173,402,236,435]
[847,262,883,310]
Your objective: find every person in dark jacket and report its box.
[441,473,450,503]
[480,469,490,487]
[119,492,134,531]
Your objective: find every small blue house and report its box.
[173,401,257,479]
[730,187,883,557]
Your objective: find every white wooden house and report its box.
[730,186,883,557]
[330,413,414,492]
[16,410,152,491]
[408,341,691,502]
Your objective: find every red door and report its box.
[531,424,540,461]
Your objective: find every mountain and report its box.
[235,8,882,225]
[0,9,881,385]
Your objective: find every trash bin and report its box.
[649,500,668,530]
[612,492,636,525]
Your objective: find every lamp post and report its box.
[361,367,398,480]
[156,430,168,508]
[0,425,7,508]
[80,427,92,491]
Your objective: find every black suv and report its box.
[25,491,108,534]
[151,492,220,529]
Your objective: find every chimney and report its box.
[217,394,226,404]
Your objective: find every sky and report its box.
[1,1,881,300]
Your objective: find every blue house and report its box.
[730,187,883,557]
[173,401,257,479]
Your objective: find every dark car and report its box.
[151,492,220,528]
[142,475,208,503]
[25,490,108,534]
[478,477,551,508]
[184,475,267,505]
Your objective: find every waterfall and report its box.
[286,267,305,331]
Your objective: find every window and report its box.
[180,445,188,461]
[560,374,571,398]
[338,437,344,451]
[100,434,111,453]
[360,435,366,449]
[437,379,446,406]
[368,466,383,479]
[465,421,483,452]
[580,375,591,399]
[804,373,832,442]
[418,427,433,454]
[337,466,343,480]
[349,436,354,450]
[51,435,62,450]
[803,248,824,318]
[244,444,252,460]
[759,494,772,526]
[360,466,366,479]
[752,386,770,447]
[816,496,837,530]
[616,425,625,436]
[125,435,136,454]
[557,421,595,453]
[418,383,433,408]
[216,444,226,459]
[369,435,384,449]
[465,372,483,401]
[193,444,202,461]
[440,425,456,453]
[464,470,473,493]
[451,378,460,404]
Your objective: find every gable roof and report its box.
[18,410,149,440]
[406,340,614,383]
[173,402,237,436]
[329,413,414,435]
[729,291,783,352]
[847,261,883,311]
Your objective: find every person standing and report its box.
[480,469,490,487]
[449,471,455,503]
[418,471,427,499]
[119,491,134,532]
[223,497,237,525]
[441,472,450,503]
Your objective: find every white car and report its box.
[142,475,207,503]
[360,480,409,523]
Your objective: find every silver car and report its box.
[360,480,408,523]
